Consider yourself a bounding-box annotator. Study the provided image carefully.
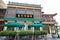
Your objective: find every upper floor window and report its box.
[33,9,41,18]
[17,8,25,14]
[33,9,41,14]
[8,7,16,14]
[26,9,33,14]
[49,15,53,18]
[7,7,16,18]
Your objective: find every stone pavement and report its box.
[47,34,60,40]
[47,38,60,40]
[0,36,7,40]
[0,34,60,40]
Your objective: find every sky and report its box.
[3,0,60,25]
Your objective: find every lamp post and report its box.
[54,23,58,34]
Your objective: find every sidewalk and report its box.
[47,34,60,40]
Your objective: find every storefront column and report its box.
[4,22,7,30]
[51,26,55,33]
[14,27,16,31]
[49,26,51,34]
[4,27,7,30]
[31,27,34,32]
[24,23,28,31]
[22,27,24,30]
[14,27,19,32]
[40,27,43,31]
[53,26,55,33]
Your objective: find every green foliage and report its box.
[18,30,34,35]
[26,30,34,35]
[34,30,47,35]
[18,30,47,35]
[40,30,47,35]
[0,30,16,36]
[18,30,27,35]
[0,30,47,36]
[34,30,41,35]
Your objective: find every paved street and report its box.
[0,37,60,40]
[47,34,60,40]
[47,38,60,40]
[0,35,60,40]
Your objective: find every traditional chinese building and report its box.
[42,13,57,33]
[4,2,57,34]
[0,0,6,31]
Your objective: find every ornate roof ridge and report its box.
[42,13,57,16]
[8,2,41,8]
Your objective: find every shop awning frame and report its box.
[4,22,25,27]
[28,23,46,27]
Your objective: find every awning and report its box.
[4,18,42,22]
[4,22,25,27]
[28,23,46,27]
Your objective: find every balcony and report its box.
[43,20,56,22]
[42,20,56,24]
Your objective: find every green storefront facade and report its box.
[4,2,57,33]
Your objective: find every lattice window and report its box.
[7,8,16,18]
[26,9,33,14]
[34,9,41,18]
[17,8,25,14]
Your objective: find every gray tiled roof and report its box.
[8,2,41,8]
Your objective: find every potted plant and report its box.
[26,30,34,35]
[0,30,16,36]
[34,30,41,35]
[0,30,16,40]
[18,30,33,40]
[34,30,47,35]
[26,30,34,40]
[41,31,47,35]
[18,30,27,36]
[34,30,47,40]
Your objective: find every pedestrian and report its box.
[47,34,52,39]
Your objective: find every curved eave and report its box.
[42,13,57,16]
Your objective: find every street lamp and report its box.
[54,23,58,34]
